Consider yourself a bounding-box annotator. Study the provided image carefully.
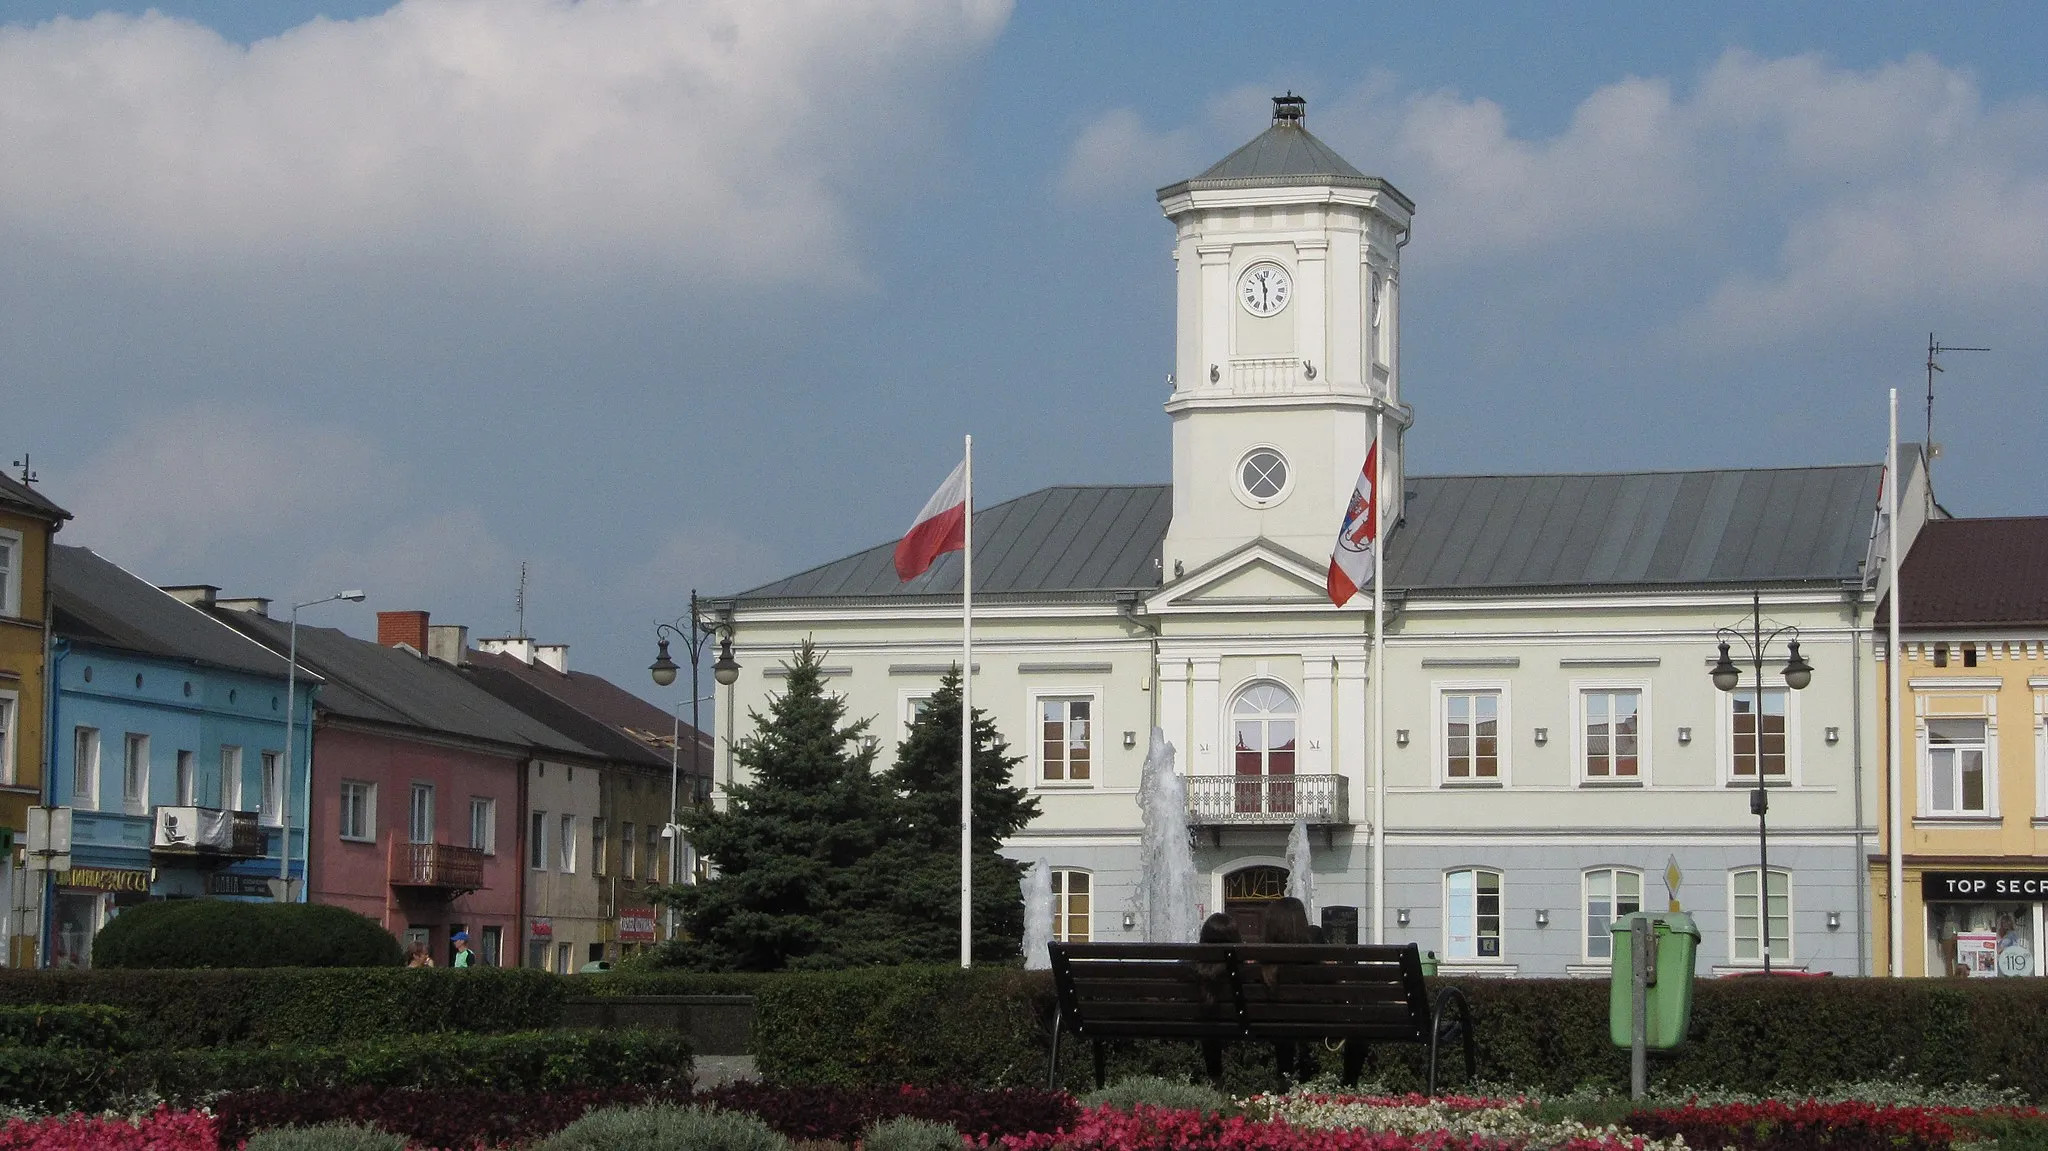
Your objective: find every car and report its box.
[577,960,614,974]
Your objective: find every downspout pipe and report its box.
[40,638,68,968]
[1846,585,1869,977]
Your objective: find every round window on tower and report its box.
[1235,447,1292,509]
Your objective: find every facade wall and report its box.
[524,757,600,972]
[595,763,677,962]
[0,506,55,966]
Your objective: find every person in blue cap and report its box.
[451,931,476,968]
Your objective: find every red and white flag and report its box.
[895,458,968,581]
[1326,439,1379,606]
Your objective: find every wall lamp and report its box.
[1825,727,1841,745]
[1677,726,1692,745]
[1535,909,1550,928]
[1395,729,1410,747]
[1122,912,1136,931]
[1827,911,1842,931]
[1396,908,1410,926]
[1123,731,1137,749]
[1533,727,1548,746]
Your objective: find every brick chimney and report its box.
[377,610,430,651]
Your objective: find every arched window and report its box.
[1582,868,1644,961]
[1232,684,1298,814]
[1445,868,1503,960]
[1051,869,1091,942]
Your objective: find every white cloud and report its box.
[0,0,1011,282]
[1056,108,1199,202]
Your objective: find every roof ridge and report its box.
[1412,462,1881,481]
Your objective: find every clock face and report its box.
[1238,263,1292,317]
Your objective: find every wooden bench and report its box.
[1047,941,1477,1093]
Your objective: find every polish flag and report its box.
[1326,439,1379,606]
[895,459,968,581]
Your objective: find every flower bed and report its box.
[0,1108,214,1151]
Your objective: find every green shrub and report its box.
[860,1116,963,1151]
[1081,1075,1228,1115]
[0,967,563,1047]
[92,901,404,969]
[242,1123,408,1151]
[0,1004,132,1050]
[539,1104,787,1151]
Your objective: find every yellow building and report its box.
[0,472,70,965]
[1873,516,2048,978]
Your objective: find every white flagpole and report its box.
[1371,410,1387,945]
[1886,392,1903,976]
[961,434,975,969]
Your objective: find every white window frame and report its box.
[0,692,16,788]
[1728,867,1793,965]
[123,733,150,815]
[259,751,283,826]
[897,691,934,746]
[2036,688,2048,820]
[1718,680,1802,786]
[1033,688,1101,787]
[470,797,496,855]
[1573,680,1649,786]
[409,783,435,845]
[646,825,662,883]
[1434,681,1510,787]
[1444,867,1505,961]
[339,780,376,842]
[173,749,196,805]
[72,726,101,809]
[0,529,21,619]
[529,810,547,870]
[1582,867,1645,962]
[221,745,244,812]
[1921,715,1995,817]
[1051,868,1091,942]
[558,813,576,873]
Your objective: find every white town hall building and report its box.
[705,96,1925,976]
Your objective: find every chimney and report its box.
[160,585,219,607]
[534,643,568,673]
[427,624,470,667]
[377,610,431,652]
[477,636,535,664]
[216,596,272,618]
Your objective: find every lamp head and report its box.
[712,635,741,686]
[1710,641,1741,693]
[1781,639,1813,690]
[338,590,367,603]
[648,637,679,687]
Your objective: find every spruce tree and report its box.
[866,667,1040,964]
[663,640,893,971]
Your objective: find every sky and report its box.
[4,1,2045,717]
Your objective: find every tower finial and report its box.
[1272,92,1305,125]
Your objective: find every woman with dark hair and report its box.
[1260,897,1317,1084]
[1197,912,1240,1086]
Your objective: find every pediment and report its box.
[1149,539,1360,614]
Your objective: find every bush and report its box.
[214,1085,695,1150]
[700,1083,1076,1143]
[1081,1076,1227,1115]
[539,1105,787,1151]
[0,968,563,1047]
[860,1116,963,1151]
[91,901,404,969]
[241,1124,409,1151]
[0,1005,132,1050]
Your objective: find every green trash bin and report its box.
[1607,912,1700,1050]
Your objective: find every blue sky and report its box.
[4,1,2044,706]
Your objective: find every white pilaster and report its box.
[1191,657,1222,776]
[1301,655,1335,775]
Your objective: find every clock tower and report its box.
[1156,95,1413,579]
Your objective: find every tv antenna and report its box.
[514,561,529,640]
[1925,333,1988,467]
[11,454,36,486]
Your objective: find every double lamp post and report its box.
[649,591,740,916]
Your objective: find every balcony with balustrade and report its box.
[389,841,486,894]
[1184,773,1350,843]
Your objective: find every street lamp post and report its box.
[649,590,740,937]
[1710,590,1814,974]
[277,590,366,900]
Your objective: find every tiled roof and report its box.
[1879,517,2048,627]
[464,648,693,770]
[51,546,300,680]
[0,473,70,523]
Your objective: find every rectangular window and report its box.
[470,798,496,854]
[1040,698,1093,782]
[1583,868,1643,960]
[1582,690,1641,779]
[174,750,196,805]
[646,826,661,883]
[0,695,15,787]
[592,817,608,876]
[221,746,243,811]
[123,734,150,813]
[409,783,435,845]
[1926,719,1990,815]
[621,821,636,880]
[530,811,547,870]
[1444,692,1500,780]
[1445,868,1503,960]
[339,781,374,841]
[1731,868,1792,963]
[1051,870,1091,942]
[259,752,282,826]
[1731,690,1788,778]
[556,942,572,974]
[73,727,100,807]
[559,814,576,873]
[0,531,19,618]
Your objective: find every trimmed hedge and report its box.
[93,901,404,969]
[576,966,2048,1101]
[0,1028,690,1111]
[0,968,563,1048]
[0,1004,133,1050]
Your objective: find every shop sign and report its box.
[1923,872,2048,901]
[529,917,552,939]
[54,867,150,893]
[618,907,656,943]
[208,874,277,898]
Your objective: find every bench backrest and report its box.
[1049,942,1431,1041]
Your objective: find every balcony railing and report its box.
[1185,774,1349,825]
[389,841,486,892]
[151,806,266,857]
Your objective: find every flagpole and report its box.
[1885,392,1903,976]
[961,434,975,970]
[1371,410,1387,945]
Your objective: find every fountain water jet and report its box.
[1135,727,1200,943]
[1021,859,1053,969]
[1285,820,1317,921]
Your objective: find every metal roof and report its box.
[464,648,688,770]
[730,464,1881,605]
[51,546,302,680]
[1156,101,1414,210]
[733,484,1171,602]
[1877,517,2048,627]
[0,472,70,523]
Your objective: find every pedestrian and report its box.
[406,941,435,968]
[452,931,476,968]
[1261,897,1318,1085]
[1196,912,1242,1087]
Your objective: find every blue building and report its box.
[45,547,312,966]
